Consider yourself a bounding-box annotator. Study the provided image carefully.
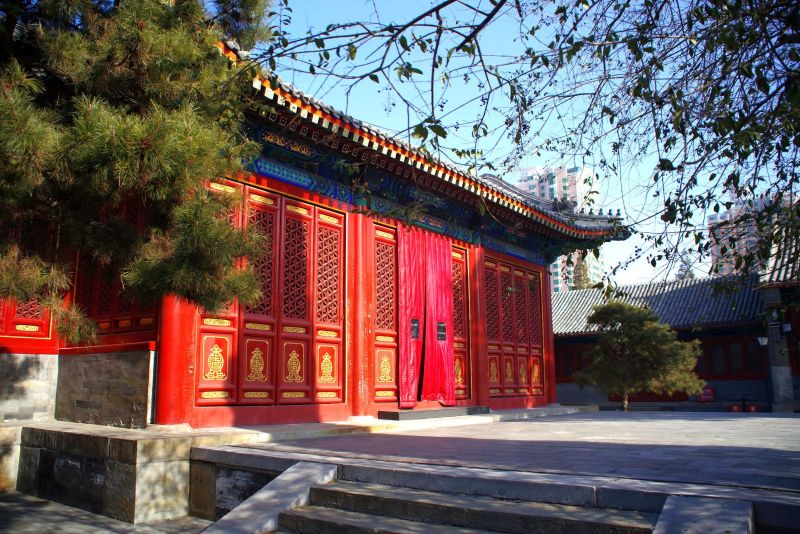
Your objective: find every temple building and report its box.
[0,43,623,429]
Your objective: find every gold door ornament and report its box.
[505,360,514,383]
[454,358,464,384]
[246,347,267,382]
[489,360,499,383]
[377,353,392,383]
[204,344,226,380]
[285,350,303,382]
[519,360,528,384]
[318,352,335,384]
[531,359,541,384]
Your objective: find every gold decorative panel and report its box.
[283,326,306,334]
[376,349,394,383]
[286,205,308,215]
[244,392,268,399]
[15,324,39,332]
[319,214,338,224]
[375,390,395,398]
[204,344,226,380]
[282,391,305,399]
[285,350,303,382]
[245,322,270,331]
[317,329,337,337]
[203,318,231,327]
[489,358,499,384]
[375,335,394,343]
[317,391,337,398]
[318,350,335,384]
[375,230,394,240]
[250,194,274,205]
[201,391,229,399]
[210,182,235,193]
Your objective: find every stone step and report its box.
[377,406,490,420]
[310,481,657,534]
[279,505,498,533]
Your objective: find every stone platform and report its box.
[12,405,592,524]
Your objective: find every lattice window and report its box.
[14,300,43,319]
[452,260,466,338]
[515,276,528,344]
[282,217,309,319]
[485,269,500,341]
[316,226,341,324]
[96,276,114,316]
[375,241,396,330]
[501,271,514,342]
[117,292,133,315]
[246,208,276,317]
[529,273,543,346]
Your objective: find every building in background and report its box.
[516,167,604,292]
[707,197,788,276]
[552,275,774,410]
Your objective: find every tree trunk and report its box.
[622,389,629,412]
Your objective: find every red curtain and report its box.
[420,232,456,406]
[397,225,426,408]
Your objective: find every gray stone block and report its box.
[206,461,337,534]
[653,495,753,534]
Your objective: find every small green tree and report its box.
[575,301,704,411]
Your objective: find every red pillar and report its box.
[155,294,197,424]
[541,267,557,405]
[349,213,371,416]
[470,245,490,407]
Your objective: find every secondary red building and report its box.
[0,46,622,428]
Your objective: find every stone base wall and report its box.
[556,383,608,404]
[55,351,152,428]
[0,353,58,423]
[557,379,769,407]
[190,461,278,521]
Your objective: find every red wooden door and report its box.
[372,224,399,402]
[451,247,471,399]
[196,183,346,407]
[483,258,545,399]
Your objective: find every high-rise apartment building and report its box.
[515,167,604,292]
[708,197,787,275]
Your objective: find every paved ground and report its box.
[264,411,800,492]
[0,492,211,533]
[2,411,798,531]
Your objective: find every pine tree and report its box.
[0,0,270,342]
[574,301,704,411]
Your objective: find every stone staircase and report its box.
[277,480,657,533]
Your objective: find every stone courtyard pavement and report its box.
[264,411,800,492]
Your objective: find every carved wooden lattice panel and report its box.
[14,300,43,319]
[529,272,543,346]
[282,217,310,320]
[452,260,466,338]
[375,241,397,331]
[500,271,514,342]
[246,208,275,317]
[316,226,341,324]
[485,268,500,341]
[514,275,528,345]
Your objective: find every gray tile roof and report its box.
[552,275,763,336]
